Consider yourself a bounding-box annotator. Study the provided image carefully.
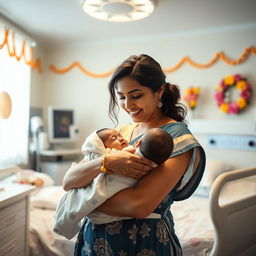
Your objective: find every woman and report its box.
[63,54,205,255]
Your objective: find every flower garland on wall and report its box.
[214,74,252,114]
[49,61,115,78]
[49,46,256,77]
[0,28,43,72]
[183,87,201,110]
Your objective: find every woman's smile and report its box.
[128,109,142,118]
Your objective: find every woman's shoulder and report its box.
[162,122,204,158]
[161,122,191,138]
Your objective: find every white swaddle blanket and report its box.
[53,130,138,239]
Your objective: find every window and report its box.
[0,31,31,168]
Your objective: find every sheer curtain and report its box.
[0,42,31,168]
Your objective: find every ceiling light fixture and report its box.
[81,0,157,22]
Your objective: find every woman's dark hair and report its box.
[108,54,187,125]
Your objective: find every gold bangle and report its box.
[100,155,112,174]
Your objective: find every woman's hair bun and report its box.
[161,82,186,122]
[167,82,181,102]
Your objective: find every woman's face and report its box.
[116,77,162,123]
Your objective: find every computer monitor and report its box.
[48,106,79,144]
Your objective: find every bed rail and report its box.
[209,167,256,256]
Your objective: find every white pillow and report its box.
[31,186,66,210]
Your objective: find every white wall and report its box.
[30,46,45,108]
[31,23,256,168]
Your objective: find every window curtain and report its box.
[0,34,31,168]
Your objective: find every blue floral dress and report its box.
[74,122,205,256]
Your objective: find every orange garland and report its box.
[1,26,255,78]
[163,47,256,73]
[49,47,256,78]
[49,62,115,78]
[0,28,43,72]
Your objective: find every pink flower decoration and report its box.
[215,92,224,101]
[228,102,239,114]
[216,99,224,106]
[215,74,252,114]
[240,90,251,101]
[234,74,242,82]
[187,94,198,101]
[220,80,226,87]
[246,83,252,89]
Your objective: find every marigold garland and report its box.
[49,47,256,78]
[183,87,201,110]
[49,62,115,78]
[214,74,252,114]
[1,26,255,78]
[0,28,43,72]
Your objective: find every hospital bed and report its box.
[26,166,256,256]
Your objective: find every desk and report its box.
[39,148,82,185]
[40,148,81,157]
[40,148,81,161]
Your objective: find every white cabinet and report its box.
[0,184,35,256]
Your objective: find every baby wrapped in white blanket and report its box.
[54,128,173,239]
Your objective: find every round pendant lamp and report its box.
[81,0,157,22]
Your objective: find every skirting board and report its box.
[188,119,256,136]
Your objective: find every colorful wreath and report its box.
[183,86,200,110]
[214,74,252,114]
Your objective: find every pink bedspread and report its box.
[29,194,214,256]
[172,196,214,256]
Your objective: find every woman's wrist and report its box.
[100,154,112,174]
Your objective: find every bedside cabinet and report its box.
[0,184,35,256]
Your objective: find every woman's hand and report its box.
[104,151,156,179]
[97,150,193,218]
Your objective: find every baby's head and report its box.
[136,128,174,165]
[97,128,128,150]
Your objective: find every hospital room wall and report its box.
[30,23,256,168]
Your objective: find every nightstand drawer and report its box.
[0,199,26,241]
[0,225,25,256]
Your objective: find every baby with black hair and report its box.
[134,127,174,165]
[54,127,174,239]
[96,127,173,164]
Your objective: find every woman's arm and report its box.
[63,157,102,190]
[63,151,155,191]
[97,150,192,218]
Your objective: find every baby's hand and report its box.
[122,145,136,153]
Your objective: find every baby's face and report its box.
[104,130,128,150]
